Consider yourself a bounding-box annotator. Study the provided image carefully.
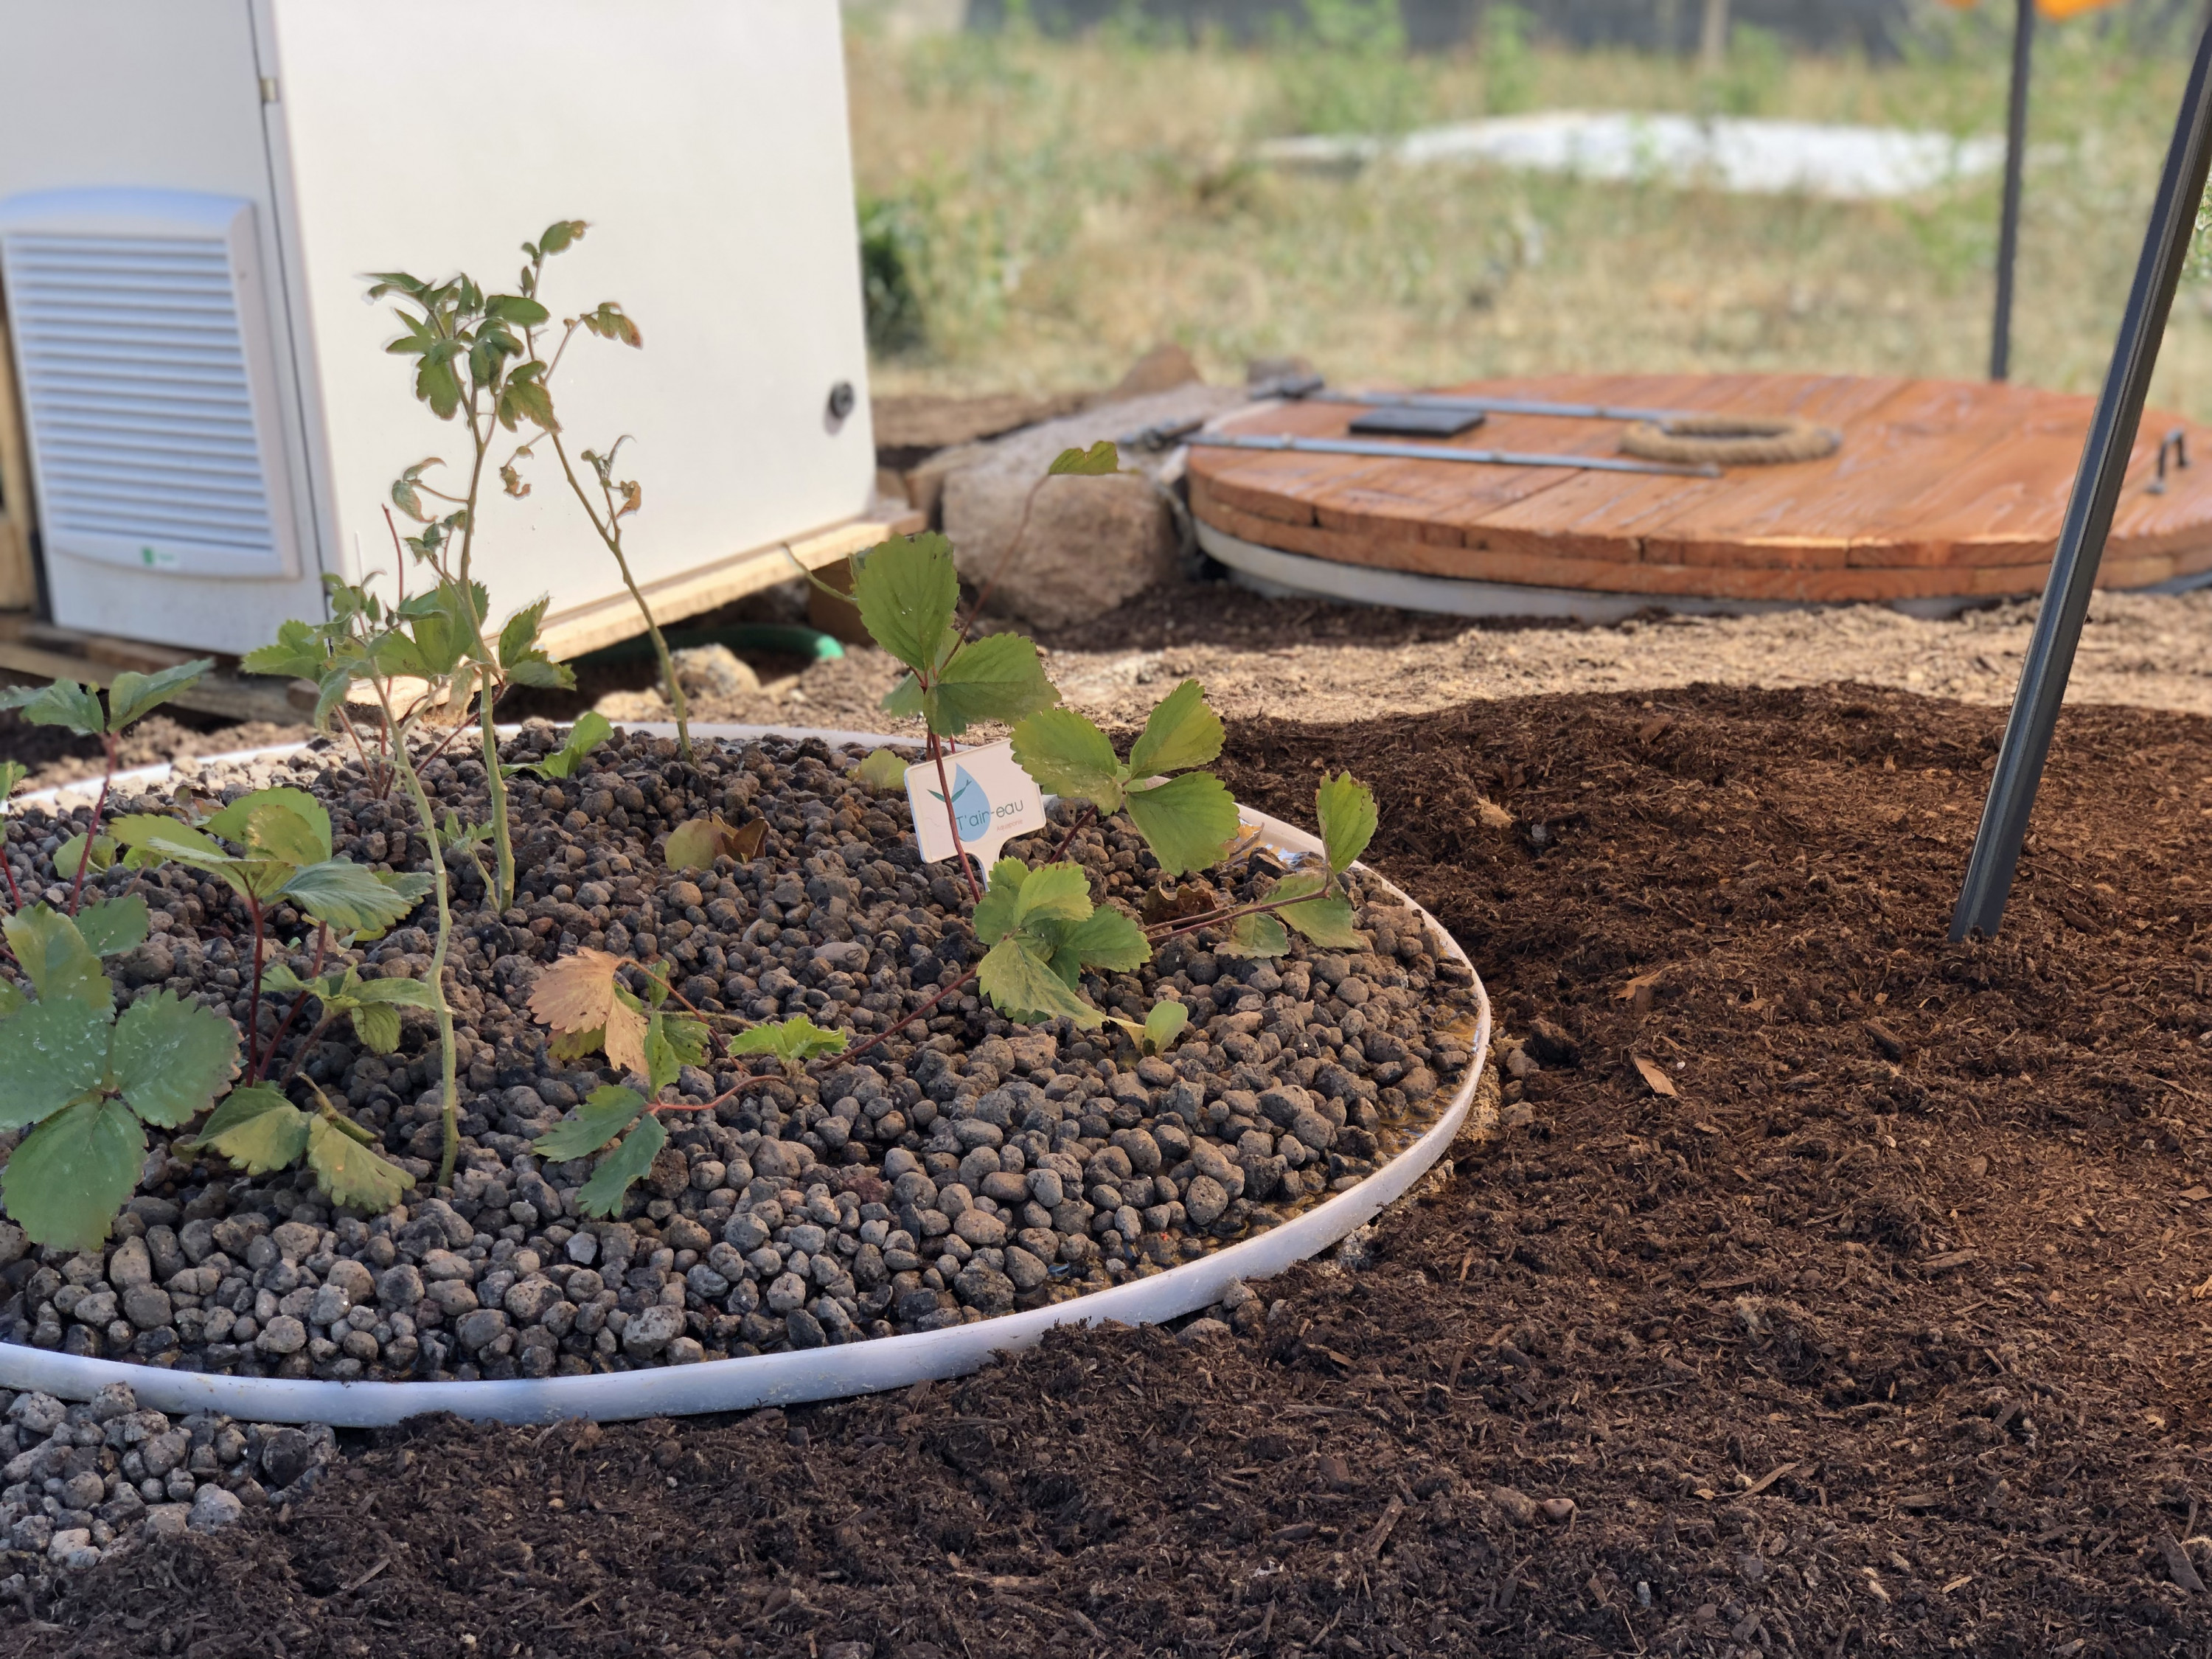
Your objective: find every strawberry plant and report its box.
[181,1077,413,1215]
[509,710,612,781]
[0,906,240,1251]
[0,658,212,914]
[970,857,1149,1028]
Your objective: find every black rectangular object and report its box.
[1347,404,1486,438]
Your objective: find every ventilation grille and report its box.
[4,231,279,562]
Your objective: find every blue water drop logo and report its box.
[927,765,992,837]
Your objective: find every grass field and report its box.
[846,7,2212,417]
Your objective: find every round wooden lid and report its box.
[1186,374,2212,603]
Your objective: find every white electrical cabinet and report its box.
[0,1,875,656]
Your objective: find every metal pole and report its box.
[1950,8,2212,941]
[1991,0,2035,381]
[1185,431,1721,479]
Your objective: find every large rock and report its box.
[937,382,1248,630]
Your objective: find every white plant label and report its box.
[904,740,1046,878]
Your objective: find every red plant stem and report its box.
[1046,802,1099,864]
[66,739,116,917]
[1145,880,1340,945]
[243,895,268,1076]
[833,963,979,1069]
[255,922,330,1084]
[278,1011,338,1089]
[0,827,23,912]
[928,734,985,906]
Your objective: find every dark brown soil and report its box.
[14,684,2212,1658]
[0,703,308,796]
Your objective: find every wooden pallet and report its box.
[1186,374,2212,603]
[0,288,36,612]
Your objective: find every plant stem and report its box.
[544,431,691,760]
[376,686,463,1191]
[66,738,116,917]
[278,1010,337,1088]
[256,922,328,1084]
[1146,887,1329,945]
[835,963,979,1068]
[0,824,23,912]
[928,734,985,906]
[477,674,515,911]
[960,473,1051,640]
[243,896,267,1077]
[1046,802,1099,864]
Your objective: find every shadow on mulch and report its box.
[14,682,2212,1658]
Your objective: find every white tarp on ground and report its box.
[1259,111,2004,201]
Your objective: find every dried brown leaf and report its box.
[664,815,766,871]
[602,995,649,1078]
[1631,1054,1678,1097]
[530,948,623,1036]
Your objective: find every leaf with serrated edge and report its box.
[105,659,213,733]
[3,904,112,1012]
[350,1002,401,1054]
[979,937,1101,1026]
[855,748,910,791]
[576,1112,668,1219]
[1316,771,1378,876]
[54,832,116,879]
[193,1084,310,1173]
[1122,771,1241,879]
[928,633,1059,736]
[0,760,24,801]
[644,1011,708,1095]
[1218,910,1290,959]
[1,1097,145,1251]
[1144,999,1191,1052]
[549,1025,605,1067]
[535,1085,647,1161]
[852,532,959,676]
[1011,862,1092,929]
[0,681,105,738]
[726,1014,848,1068]
[307,1114,414,1211]
[280,859,420,933]
[529,948,623,1035]
[112,991,241,1127]
[0,997,111,1127]
[1010,709,1123,809]
[970,858,1029,946]
[206,787,332,864]
[1050,905,1149,977]
[1270,871,1365,949]
[1127,680,1224,779]
[74,896,149,958]
[603,984,650,1077]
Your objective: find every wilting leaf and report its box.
[1125,680,1224,779]
[549,1025,605,1067]
[855,748,910,791]
[1010,708,1123,809]
[726,1013,849,1070]
[664,815,765,871]
[1,1096,145,1251]
[1316,771,1378,876]
[534,1085,647,1161]
[603,984,650,1077]
[111,991,241,1128]
[576,1111,668,1219]
[1123,771,1240,879]
[307,1114,414,1211]
[529,947,625,1034]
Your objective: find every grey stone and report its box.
[1183,1175,1229,1228]
[187,1485,245,1532]
[121,1284,173,1331]
[455,1309,509,1352]
[504,1277,562,1323]
[255,1316,308,1356]
[1179,1318,1232,1344]
[140,1430,191,1478]
[107,1237,153,1290]
[88,1382,136,1421]
[1003,1246,1051,1292]
[951,1264,1015,1315]
[622,1305,684,1360]
[1489,1486,1540,1526]
[377,1264,424,1307]
[259,1429,317,1489]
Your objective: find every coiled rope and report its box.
[1620,414,1842,467]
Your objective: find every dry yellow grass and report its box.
[846,15,2212,417]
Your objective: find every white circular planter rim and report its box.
[1,726,1492,1424]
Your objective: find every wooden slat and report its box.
[0,283,36,611]
[0,635,299,724]
[538,504,922,661]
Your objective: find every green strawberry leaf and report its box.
[1144,998,1191,1052]
[2,905,112,1013]
[350,1002,402,1054]
[644,1011,709,1095]
[1126,679,1225,779]
[1048,904,1149,978]
[1218,909,1290,959]
[1010,708,1124,809]
[1011,861,1093,929]
[53,832,116,880]
[727,1012,849,1069]
[1122,771,1241,879]
[517,710,612,779]
[970,858,1030,946]
[1316,771,1378,876]
[105,659,215,733]
[351,976,441,1009]
[281,858,423,933]
[206,787,333,864]
[75,896,150,958]
[979,936,1101,1026]
[854,747,910,791]
[852,532,959,678]
[927,633,1059,736]
[575,1111,669,1219]
[111,990,243,1127]
[1047,439,1120,476]
[189,1083,310,1173]
[0,759,27,801]
[0,995,112,1127]
[306,1113,414,1211]
[880,673,926,722]
[1271,870,1364,949]
[1,1096,145,1251]
[534,1084,648,1161]
[0,680,106,739]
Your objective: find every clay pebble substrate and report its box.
[0,728,1480,1381]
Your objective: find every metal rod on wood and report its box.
[1991,0,2036,381]
[1186,431,1722,479]
[1309,391,1697,423]
[1950,7,2212,941]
